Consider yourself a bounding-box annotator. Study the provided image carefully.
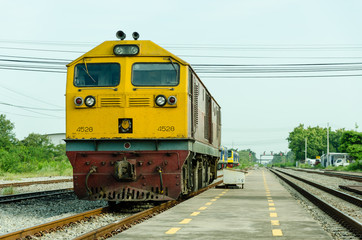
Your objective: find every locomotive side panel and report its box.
[188,69,221,152]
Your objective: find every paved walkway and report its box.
[110,168,332,239]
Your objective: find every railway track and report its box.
[0,178,73,188]
[270,168,362,238]
[0,178,223,240]
[0,188,73,204]
[287,168,362,182]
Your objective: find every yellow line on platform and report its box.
[205,202,212,206]
[199,206,207,210]
[269,207,276,211]
[272,229,283,236]
[270,212,278,217]
[211,199,217,201]
[165,227,181,234]
[190,212,200,216]
[179,218,192,224]
[271,220,280,226]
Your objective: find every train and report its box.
[217,146,228,170]
[65,31,221,202]
[227,150,239,168]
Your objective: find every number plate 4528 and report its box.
[76,127,93,132]
[157,126,175,132]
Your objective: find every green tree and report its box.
[339,131,362,160]
[21,133,52,148]
[287,124,308,160]
[287,124,343,161]
[329,128,344,152]
[237,149,256,168]
[271,151,295,166]
[0,114,17,150]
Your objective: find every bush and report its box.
[347,160,362,171]
[0,143,71,175]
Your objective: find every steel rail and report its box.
[0,188,73,204]
[0,178,73,188]
[0,206,110,240]
[270,169,362,237]
[287,168,362,182]
[274,168,362,207]
[0,179,223,240]
[323,171,362,182]
[339,185,362,196]
[74,180,223,240]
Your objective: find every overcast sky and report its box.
[0,0,361,157]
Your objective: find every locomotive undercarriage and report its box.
[181,153,217,195]
[67,147,217,202]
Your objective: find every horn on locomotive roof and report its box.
[116,30,126,40]
[132,32,140,40]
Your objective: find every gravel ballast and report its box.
[272,168,361,240]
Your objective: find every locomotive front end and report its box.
[65,38,191,202]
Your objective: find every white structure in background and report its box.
[45,133,66,145]
[306,158,316,165]
[223,168,245,188]
[320,153,349,167]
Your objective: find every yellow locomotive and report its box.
[227,150,240,168]
[65,31,221,202]
[218,146,228,169]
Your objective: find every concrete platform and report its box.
[110,168,332,239]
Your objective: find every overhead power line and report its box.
[0,84,64,109]
[0,102,63,111]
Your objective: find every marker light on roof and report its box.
[113,45,139,56]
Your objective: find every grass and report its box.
[0,160,73,180]
[1,187,16,195]
[297,160,362,172]
[0,170,72,181]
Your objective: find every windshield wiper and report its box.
[169,57,178,77]
[82,59,96,83]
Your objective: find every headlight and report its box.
[113,45,139,56]
[167,96,177,105]
[74,97,83,106]
[84,96,96,107]
[155,95,166,107]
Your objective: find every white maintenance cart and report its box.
[222,168,246,189]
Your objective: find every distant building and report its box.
[320,153,349,167]
[45,133,66,145]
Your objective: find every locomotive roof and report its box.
[66,40,189,67]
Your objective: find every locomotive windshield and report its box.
[74,63,120,87]
[132,63,179,86]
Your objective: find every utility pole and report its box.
[327,123,329,156]
[305,137,307,162]
[327,122,329,165]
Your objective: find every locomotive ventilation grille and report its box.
[90,186,169,201]
[128,97,151,107]
[100,97,122,107]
